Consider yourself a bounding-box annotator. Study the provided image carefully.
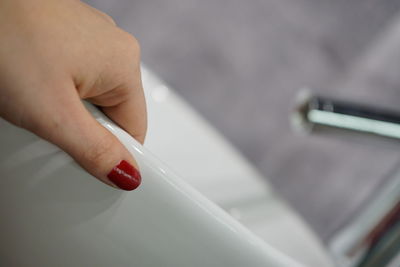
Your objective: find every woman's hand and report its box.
[0,0,146,190]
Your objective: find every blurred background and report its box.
[85,0,400,243]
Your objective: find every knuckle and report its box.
[123,33,141,58]
[127,34,140,50]
[103,13,116,26]
[114,30,141,67]
[94,8,116,25]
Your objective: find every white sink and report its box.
[0,67,333,267]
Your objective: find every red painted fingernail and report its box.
[107,160,141,191]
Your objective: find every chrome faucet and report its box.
[292,90,400,267]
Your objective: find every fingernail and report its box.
[107,160,141,191]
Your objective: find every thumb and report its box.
[27,91,141,191]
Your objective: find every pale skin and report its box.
[0,0,147,189]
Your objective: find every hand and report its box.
[0,0,146,190]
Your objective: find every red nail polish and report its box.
[107,160,141,191]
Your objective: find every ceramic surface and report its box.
[142,68,333,267]
[0,68,333,266]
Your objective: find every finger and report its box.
[87,67,147,144]
[101,84,147,144]
[80,31,146,143]
[27,86,141,191]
